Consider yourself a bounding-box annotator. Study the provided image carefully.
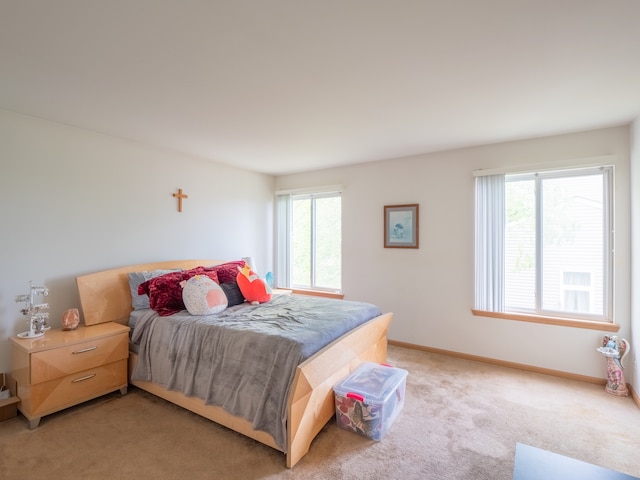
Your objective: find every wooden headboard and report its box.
[76,260,223,326]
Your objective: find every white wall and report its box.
[2,108,633,386]
[276,126,632,382]
[0,110,274,373]
[631,118,640,392]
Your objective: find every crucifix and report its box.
[172,188,188,212]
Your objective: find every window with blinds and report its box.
[275,187,342,292]
[476,166,613,322]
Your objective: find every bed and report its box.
[76,260,392,468]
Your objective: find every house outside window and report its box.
[475,165,613,322]
[275,187,342,292]
[562,271,592,313]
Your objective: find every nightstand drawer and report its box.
[30,333,128,384]
[21,359,127,417]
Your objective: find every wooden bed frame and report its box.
[76,260,392,468]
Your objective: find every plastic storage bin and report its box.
[0,373,19,422]
[334,362,408,440]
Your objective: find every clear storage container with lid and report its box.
[333,362,408,440]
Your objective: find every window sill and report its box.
[289,288,344,300]
[471,309,620,332]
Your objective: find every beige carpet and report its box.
[1,345,638,479]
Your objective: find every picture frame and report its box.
[384,204,419,249]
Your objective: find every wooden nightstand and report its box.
[10,322,129,429]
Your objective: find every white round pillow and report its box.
[182,275,228,315]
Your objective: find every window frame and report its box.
[473,165,615,328]
[275,186,342,294]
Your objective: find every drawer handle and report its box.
[72,374,96,383]
[72,346,97,354]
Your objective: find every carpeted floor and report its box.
[1,345,638,479]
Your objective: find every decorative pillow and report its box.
[128,269,181,310]
[236,264,272,305]
[182,275,228,315]
[203,260,247,284]
[219,282,245,307]
[138,267,219,316]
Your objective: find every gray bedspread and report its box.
[130,294,382,451]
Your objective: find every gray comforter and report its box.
[130,294,382,450]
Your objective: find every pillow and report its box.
[128,269,181,310]
[138,267,219,316]
[219,282,245,307]
[203,260,247,284]
[236,264,272,304]
[182,275,228,315]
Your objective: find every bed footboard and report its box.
[286,312,392,467]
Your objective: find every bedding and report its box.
[136,261,247,316]
[138,267,220,316]
[130,294,382,451]
[128,269,180,310]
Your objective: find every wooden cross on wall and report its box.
[172,188,188,212]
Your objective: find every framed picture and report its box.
[384,204,419,248]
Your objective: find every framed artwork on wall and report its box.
[384,204,419,248]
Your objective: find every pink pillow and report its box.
[182,275,228,315]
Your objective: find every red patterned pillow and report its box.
[138,267,219,316]
[203,260,246,284]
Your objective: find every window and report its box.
[275,188,342,292]
[475,166,613,322]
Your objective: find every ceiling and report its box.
[1,1,639,176]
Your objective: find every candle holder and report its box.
[15,281,50,338]
[61,308,80,330]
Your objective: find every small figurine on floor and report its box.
[597,335,630,396]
